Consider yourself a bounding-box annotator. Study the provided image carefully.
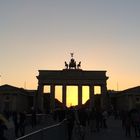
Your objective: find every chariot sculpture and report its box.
[64,53,81,70]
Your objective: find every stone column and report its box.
[50,84,55,112]
[78,85,82,107]
[89,85,94,109]
[36,84,44,112]
[101,84,108,110]
[101,84,107,94]
[62,85,66,107]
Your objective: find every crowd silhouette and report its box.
[1,106,140,140]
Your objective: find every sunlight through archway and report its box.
[67,86,78,107]
[82,86,89,104]
[55,86,62,102]
[94,86,101,95]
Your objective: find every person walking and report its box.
[12,111,20,137]
[102,110,108,128]
[19,111,26,136]
[66,107,75,140]
[0,118,8,140]
[31,108,37,128]
[124,112,132,137]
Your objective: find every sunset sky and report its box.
[0,0,140,95]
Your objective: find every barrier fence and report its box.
[16,119,68,140]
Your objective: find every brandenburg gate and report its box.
[36,54,108,112]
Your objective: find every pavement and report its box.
[4,115,140,140]
[72,116,140,140]
[4,114,56,140]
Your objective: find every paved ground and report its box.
[72,116,140,140]
[5,115,140,140]
[5,114,56,140]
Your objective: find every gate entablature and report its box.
[37,70,108,85]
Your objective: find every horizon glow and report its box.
[0,1,140,104]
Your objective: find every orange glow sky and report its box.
[0,0,140,96]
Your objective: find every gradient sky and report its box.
[0,0,140,91]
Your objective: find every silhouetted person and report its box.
[78,108,87,127]
[19,112,26,136]
[31,108,37,128]
[58,108,66,122]
[0,119,7,140]
[77,108,86,140]
[12,111,20,137]
[102,110,108,128]
[53,109,58,121]
[66,107,75,140]
[95,110,102,132]
[3,110,10,121]
[86,109,90,126]
[89,107,96,132]
[130,109,140,137]
[120,110,127,129]
[124,112,132,137]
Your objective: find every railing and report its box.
[16,119,68,140]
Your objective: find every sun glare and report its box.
[67,86,78,107]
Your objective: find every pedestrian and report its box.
[66,107,75,140]
[89,107,96,132]
[0,119,7,140]
[124,113,131,137]
[95,110,102,132]
[19,111,26,136]
[12,111,20,137]
[31,108,37,128]
[131,110,140,137]
[102,110,108,128]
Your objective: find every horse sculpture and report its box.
[77,61,81,69]
[65,61,68,69]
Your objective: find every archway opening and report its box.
[67,86,78,107]
[94,86,101,95]
[82,86,89,104]
[55,85,62,102]
[44,85,50,93]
